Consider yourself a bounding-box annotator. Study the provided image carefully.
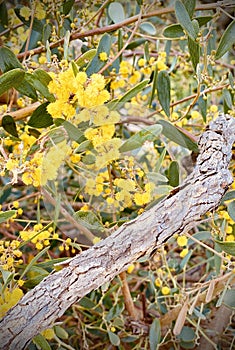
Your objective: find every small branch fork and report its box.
[0,114,235,349]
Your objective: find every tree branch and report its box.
[0,114,234,349]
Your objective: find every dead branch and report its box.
[0,114,234,349]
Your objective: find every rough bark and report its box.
[0,114,235,349]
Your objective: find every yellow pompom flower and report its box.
[161,286,170,295]
[99,52,108,61]
[177,235,188,247]
[127,264,135,274]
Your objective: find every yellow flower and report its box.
[127,264,135,273]
[138,58,146,67]
[191,110,201,119]
[20,6,31,20]
[177,235,188,247]
[180,248,189,258]
[99,52,108,61]
[0,287,24,318]
[154,278,162,287]
[210,105,218,113]
[161,286,170,295]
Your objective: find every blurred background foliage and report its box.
[0,0,235,349]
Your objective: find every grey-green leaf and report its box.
[86,33,111,76]
[228,200,235,222]
[119,124,162,153]
[140,22,157,35]
[156,119,199,151]
[0,210,16,224]
[108,331,120,346]
[182,0,196,18]
[163,24,185,38]
[175,0,197,40]
[108,2,125,23]
[157,70,171,117]
[149,318,161,350]
[214,240,235,257]
[215,20,235,59]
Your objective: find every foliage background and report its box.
[0,0,235,349]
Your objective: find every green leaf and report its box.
[0,210,16,224]
[20,247,50,279]
[33,334,51,350]
[0,2,8,27]
[196,16,212,27]
[16,77,38,100]
[163,17,212,39]
[180,250,193,270]
[149,59,158,107]
[163,24,185,38]
[168,161,179,187]
[126,38,146,50]
[108,331,120,346]
[2,115,19,138]
[108,2,125,23]
[28,102,53,128]
[214,240,235,257]
[106,303,124,322]
[175,0,197,40]
[75,49,97,66]
[156,119,199,151]
[33,69,53,86]
[54,325,69,339]
[228,200,235,222]
[73,211,104,231]
[118,79,149,105]
[215,20,235,59]
[157,70,171,117]
[223,89,233,113]
[62,0,75,15]
[198,95,207,122]
[155,148,166,172]
[149,318,161,350]
[182,0,196,18]
[0,68,25,96]
[140,22,157,35]
[0,46,23,72]
[188,20,200,71]
[86,33,111,76]
[26,72,55,102]
[119,124,162,152]
[144,41,150,62]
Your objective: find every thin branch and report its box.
[16,2,231,61]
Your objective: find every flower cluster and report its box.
[47,69,110,119]
[0,239,23,271]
